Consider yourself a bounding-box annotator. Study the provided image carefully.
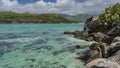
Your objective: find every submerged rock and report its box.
[64,31,73,34]
[53,46,79,56]
[59,65,67,68]
[42,32,50,35]
[76,45,88,49]
[76,45,82,49]
[85,58,120,68]
[0,42,15,57]
[25,58,36,62]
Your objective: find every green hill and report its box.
[0,12,79,24]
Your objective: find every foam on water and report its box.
[0,36,41,43]
[0,24,88,68]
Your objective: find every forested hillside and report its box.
[0,12,79,23]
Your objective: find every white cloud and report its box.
[0,0,120,15]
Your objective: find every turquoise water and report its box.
[0,24,89,68]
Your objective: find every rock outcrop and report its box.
[64,4,120,67]
[108,50,120,65]
[64,17,120,68]
[77,42,108,63]
[75,3,120,68]
[84,16,98,32]
[85,58,120,68]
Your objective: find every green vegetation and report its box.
[91,3,120,32]
[0,12,79,23]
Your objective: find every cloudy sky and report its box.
[0,0,120,15]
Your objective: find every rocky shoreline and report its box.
[64,15,120,68]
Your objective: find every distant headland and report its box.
[0,12,93,24]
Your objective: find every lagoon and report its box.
[0,24,88,68]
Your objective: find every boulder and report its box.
[87,32,108,42]
[84,16,98,32]
[107,36,120,56]
[77,43,107,63]
[103,36,114,45]
[72,30,82,38]
[108,50,120,65]
[64,30,82,38]
[111,36,120,43]
[107,26,120,36]
[85,58,120,68]
[87,43,107,63]
[75,45,88,49]
[103,26,120,44]
[81,31,89,40]
[76,45,83,49]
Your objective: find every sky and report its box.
[0,0,120,15]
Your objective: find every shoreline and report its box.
[64,16,120,67]
[64,3,120,67]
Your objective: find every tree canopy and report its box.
[91,3,120,32]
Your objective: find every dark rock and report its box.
[84,16,98,32]
[107,26,120,36]
[76,45,82,49]
[85,58,120,68]
[55,38,67,41]
[0,42,15,57]
[103,26,120,44]
[52,62,59,64]
[0,33,18,39]
[76,50,91,63]
[32,46,53,51]
[64,31,73,34]
[30,65,34,68]
[25,58,36,62]
[32,39,47,45]
[3,64,14,68]
[42,32,50,35]
[76,45,88,49]
[53,46,78,56]
[103,36,114,45]
[72,30,82,37]
[64,30,83,38]
[59,65,67,68]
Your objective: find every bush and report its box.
[91,3,120,32]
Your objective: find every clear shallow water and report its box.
[0,24,89,68]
